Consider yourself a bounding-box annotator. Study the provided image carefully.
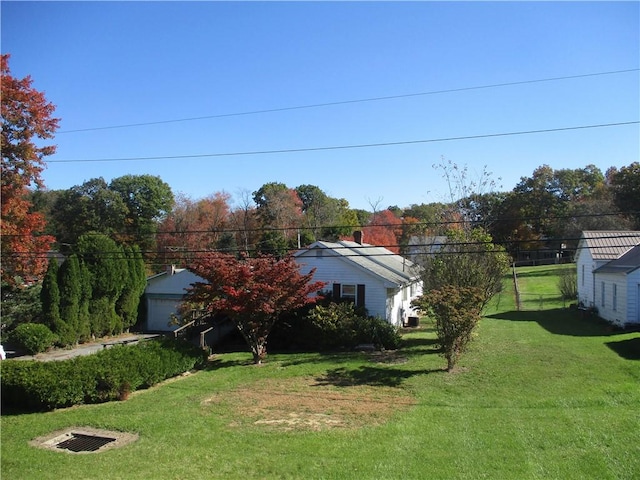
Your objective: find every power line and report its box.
[48,121,640,163]
[3,233,638,260]
[57,68,640,134]
[2,211,636,238]
[1,239,634,260]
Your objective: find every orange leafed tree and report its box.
[363,209,403,253]
[1,54,58,285]
[157,192,232,266]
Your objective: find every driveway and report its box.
[4,334,161,362]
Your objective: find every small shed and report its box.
[592,245,640,327]
[575,231,640,327]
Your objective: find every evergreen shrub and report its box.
[0,337,208,412]
[9,323,58,354]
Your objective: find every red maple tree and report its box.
[185,253,326,364]
[1,54,58,285]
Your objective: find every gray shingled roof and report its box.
[300,240,421,286]
[595,245,640,274]
[580,231,640,261]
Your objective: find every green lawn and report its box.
[2,267,639,479]
[514,264,575,310]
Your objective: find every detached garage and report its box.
[144,266,205,332]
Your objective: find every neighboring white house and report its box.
[293,232,423,327]
[144,266,205,332]
[575,230,640,327]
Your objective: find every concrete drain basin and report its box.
[30,427,138,454]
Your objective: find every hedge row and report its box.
[0,337,209,412]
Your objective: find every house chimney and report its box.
[166,264,176,276]
[353,230,363,245]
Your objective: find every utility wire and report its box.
[3,234,638,259]
[48,121,640,163]
[57,68,640,134]
[2,212,636,238]
[1,241,633,260]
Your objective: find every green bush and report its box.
[0,337,208,412]
[305,302,401,350]
[354,315,402,350]
[9,323,58,354]
[558,267,578,300]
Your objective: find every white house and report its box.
[294,232,423,327]
[575,231,640,327]
[144,266,205,332]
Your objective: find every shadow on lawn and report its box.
[515,266,572,279]
[314,365,443,388]
[205,356,251,370]
[487,308,631,337]
[401,335,439,350]
[606,337,640,360]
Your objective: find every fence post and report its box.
[513,264,521,311]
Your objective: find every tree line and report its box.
[25,161,639,267]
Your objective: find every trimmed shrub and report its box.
[300,302,401,351]
[0,337,208,412]
[9,323,57,354]
[354,315,402,350]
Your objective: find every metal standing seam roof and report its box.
[580,231,640,261]
[299,241,421,286]
[594,245,640,274]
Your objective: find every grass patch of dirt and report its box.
[202,375,416,431]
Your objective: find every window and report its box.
[341,284,356,301]
[333,283,365,308]
[613,284,617,312]
[581,265,585,286]
[601,282,605,307]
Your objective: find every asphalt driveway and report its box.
[3,334,161,362]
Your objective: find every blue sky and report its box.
[2,1,638,211]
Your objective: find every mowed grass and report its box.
[2,266,639,479]
[515,264,575,310]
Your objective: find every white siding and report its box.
[626,271,640,325]
[596,272,628,327]
[297,251,389,320]
[576,242,594,307]
[576,245,611,309]
[386,283,423,327]
[296,249,422,324]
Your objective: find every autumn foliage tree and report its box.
[351,209,402,252]
[1,54,58,285]
[253,182,303,255]
[157,192,232,266]
[185,253,326,364]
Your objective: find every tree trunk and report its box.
[251,341,267,364]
